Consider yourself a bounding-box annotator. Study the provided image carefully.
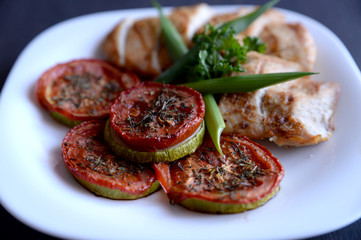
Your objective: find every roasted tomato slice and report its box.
[62,120,159,199]
[153,133,284,213]
[108,82,205,152]
[35,59,139,127]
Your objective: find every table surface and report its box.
[1,0,360,239]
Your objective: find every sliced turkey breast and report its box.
[259,23,317,70]
[219,52,340,147]
[102,3,213,77]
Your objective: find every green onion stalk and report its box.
[182,72,317,94]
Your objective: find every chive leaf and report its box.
[219,0,280,34]
[203,94,225,155]
[181,72,318,94]
[153,1,188,60]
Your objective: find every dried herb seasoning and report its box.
[123,86,191,137]
[35,59,139,127]
[51,72,121,115]
[153,133,284,213]
[109,82,205,153]
[62,120,159,199]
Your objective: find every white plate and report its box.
[1,5,361,240]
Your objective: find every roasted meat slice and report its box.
[219,52,340,147]
[259,23,317,70]
[169,3,214,46]
[220,52,305,139]
[102,3,213,77]
[261,79,340,146]
[237,51,305,75]
[103,17,168,77]
[235,7,286,37]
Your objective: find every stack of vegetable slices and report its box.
[104,82,206,163]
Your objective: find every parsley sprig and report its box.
[191,24,266,80]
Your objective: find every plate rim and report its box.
[1,4,361,240]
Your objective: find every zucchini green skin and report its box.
[50,111,82,128]
[75,176,160,200]
[180,186,280,214]
[104,120,205,163]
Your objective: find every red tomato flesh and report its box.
[62,120,158,196]
[109,82,205,152]
[153,133,284,205]
[35,59,139,122]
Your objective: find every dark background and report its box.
[1,0,360,239]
